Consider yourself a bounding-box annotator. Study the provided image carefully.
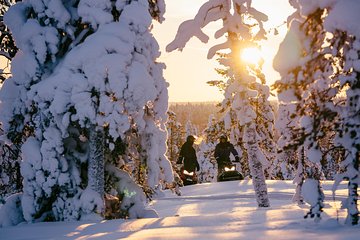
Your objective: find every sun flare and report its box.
[240,47,263,65]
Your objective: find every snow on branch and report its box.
[166,0,228,52]
[167,0,268,60]
[207,41,229,59]
[247,7,268,22]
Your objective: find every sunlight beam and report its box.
[240,47,263,65]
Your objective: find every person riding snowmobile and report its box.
[214,135,240,174]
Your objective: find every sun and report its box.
[240,47,263,65]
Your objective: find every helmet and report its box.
[219,135,227,141]
[187,135,195,142]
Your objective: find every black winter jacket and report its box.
[178,141,200,172]
[214,141,239,167]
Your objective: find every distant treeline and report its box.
[169,100,279,133]
[169,102,224,132]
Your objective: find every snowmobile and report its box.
[217,164,243,182]
[180,166,198,186]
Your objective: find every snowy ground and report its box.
[0,180,359,240]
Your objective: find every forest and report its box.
[0,0,359,230]
[169,101,279,133]
[169,102,223,132]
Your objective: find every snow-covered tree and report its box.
[0,0,172,225]
[185,120,198,137]
[0,126,22,202]
[253,85,277,179]
[197,114,224,183]
[292,147,305,205]
[274,0,360,224]
[0,0,18,63]
[166,111,184,164]
[325,1,360,223]
[167,0,271,207]
[273,0,337,222]
[0,1,20,200]
[275,103,299,180]
[331,34,360,225]
[0,0,16,83]
[318,130,342,180]
[165,110,184,194]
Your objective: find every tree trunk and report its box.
[346,180,358,225]
[239,141,250,177]
[246,123,270,207]
[346,156,359,225]
[88,125,105,198]
[292,147,305,204]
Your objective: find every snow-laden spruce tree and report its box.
[0,0,17,83]
[197,114,224,183]
[274,0,360,224]
[0,126,22,202]
[275,103,299,180]
[185,120,198,138]
[0,0,172,225]
[167,0,271,207]
[273,0,336,222]
[0,0,17,63]
[0,0,21,201]
[324,0,360,225]
[166,111,184,164]
[165,110,183,194]
[252,87,276,179]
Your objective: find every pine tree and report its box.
[166,111,183,163]
[0,126,22,202]
[167,0,271,207]
[0,0,21,201]
[252,85,277,179]
[332,33,360,225]
[273,2,334,221]
[0,0,18,66]
[197,114,224,183]
[274,0,360,224]
[185,120,198,138]
[165,111,184,193]
[0,0,172,225]
[292,147,305,205]
[275,103,299,180]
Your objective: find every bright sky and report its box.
[152,0,295,103]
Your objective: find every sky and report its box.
[152,0,295,103]
[1,180,358,239]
